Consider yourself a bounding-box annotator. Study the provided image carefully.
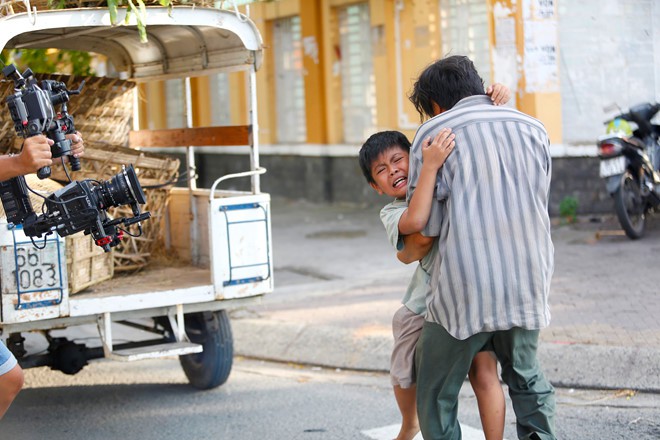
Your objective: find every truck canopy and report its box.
[0,6,264,80]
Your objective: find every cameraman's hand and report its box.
[66,131,85,159]
[18,135,53,174]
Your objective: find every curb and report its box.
[233,319,660,393]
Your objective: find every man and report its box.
[406,55,556,440]
[0,132,84,419]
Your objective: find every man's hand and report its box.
[422,128,455,171]
[65,131,85,162]
[17,135,53,174]
[486,83,511,106]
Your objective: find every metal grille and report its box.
[273,15,307,143]
[439,0,491,84]
[339,3,377,144]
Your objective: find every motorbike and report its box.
[597,102,660,239]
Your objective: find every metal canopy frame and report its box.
[0,5,265,248]
[0,6,264,81]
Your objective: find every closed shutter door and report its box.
[165,79,186,129]
[439,0,491,85]
[339,3,377,144]
[274,15,307,143]
[210,73,231,127]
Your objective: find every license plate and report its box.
[599,156,626,178]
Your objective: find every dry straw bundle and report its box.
[0,72,179,274]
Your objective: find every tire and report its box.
[614,172,646,239]
[179,310,233,390]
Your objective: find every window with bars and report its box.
[338,3,377,144]
[439,0,491,85]
[273,15,307,143]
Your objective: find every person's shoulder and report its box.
[491,105,547,131]
[381,199,406,213]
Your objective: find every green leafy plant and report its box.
[559,196,579,224]
[106,0,157,43]
[1,49,94,76]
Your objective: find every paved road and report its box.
[231,199,660,392]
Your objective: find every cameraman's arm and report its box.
[396,233,434,264]
[0,136,53,180]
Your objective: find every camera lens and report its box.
[96,164,147,208]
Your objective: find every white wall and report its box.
[559,0,660,146]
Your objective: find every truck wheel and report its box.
[179,310,233,390]
[614,172,646,239]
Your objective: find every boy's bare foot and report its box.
[395,423,420,440]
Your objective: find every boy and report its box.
[359,129,505,440]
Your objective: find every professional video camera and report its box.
[0,64,150,252]
[3,63,82,179]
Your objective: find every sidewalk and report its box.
[231,199,660,393]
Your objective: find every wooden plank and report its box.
[129,126,252,148]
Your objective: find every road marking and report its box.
[362,423,507,440]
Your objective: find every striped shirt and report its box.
[406,95,554,340]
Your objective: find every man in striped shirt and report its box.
[406,56,556,440]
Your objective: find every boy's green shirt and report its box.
[379,198,437,316]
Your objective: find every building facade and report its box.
[136,0,660,213]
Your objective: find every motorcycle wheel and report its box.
[614,172,646,239]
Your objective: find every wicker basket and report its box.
[1,0,219,17]
[51,140,180,272]
[0,0,224,17]
[1,70,179,272]
[0,74,135,149]
[66,231,114,293]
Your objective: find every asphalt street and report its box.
[231,199,660,392]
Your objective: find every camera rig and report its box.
[0,64,150,252]
[3,63,82,179]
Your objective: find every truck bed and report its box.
[68,265,215,317]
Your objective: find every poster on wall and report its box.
[523,0,559,93]
[523,0,555,20]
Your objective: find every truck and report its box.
[0,3,272,389]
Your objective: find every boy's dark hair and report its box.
[409,55,485,120]
[358,131,411,184]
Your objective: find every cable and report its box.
[61,156,72,182]
[29,235,48,250]
[119,224,143,238]
[26,185,87,206]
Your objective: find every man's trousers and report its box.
[415,322,556,440]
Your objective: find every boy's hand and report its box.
[422,128,455,171]
[486,83,511,106]
[17,135,53,174]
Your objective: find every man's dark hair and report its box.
[409,55,485,119]
[358,131,411,184]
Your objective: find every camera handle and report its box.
[37,166,51,180]
[21,121,53,180]
[35,114,81,180]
